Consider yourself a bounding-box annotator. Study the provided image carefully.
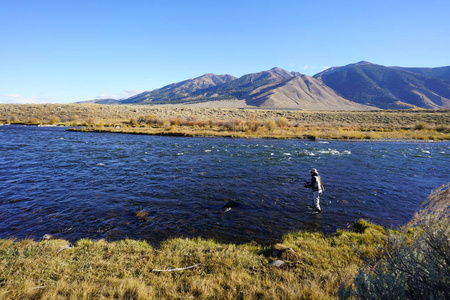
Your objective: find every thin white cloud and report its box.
[124,90,143,98]
[95,90,144,100]
[0,93,52,104]
[2,93,22,98]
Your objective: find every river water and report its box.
[1,125,449,244]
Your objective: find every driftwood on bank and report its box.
[152,263,201,272]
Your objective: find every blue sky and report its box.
[1,0,449,103]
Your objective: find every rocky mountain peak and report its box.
[268,67,295,78]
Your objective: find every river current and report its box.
[1,125,449,244]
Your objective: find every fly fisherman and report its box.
[304,168,324,213]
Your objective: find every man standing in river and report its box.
[304,168,324,213]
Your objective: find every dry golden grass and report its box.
[1,103,449,140]
[70,121,450,141]
[407,182,450,228]
[0,220,388,299]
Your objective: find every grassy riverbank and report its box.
[1,104,449,140]
[0,221,389,299]
[1,183,449,299]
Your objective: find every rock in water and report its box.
[222,200,241,212]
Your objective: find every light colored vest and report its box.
[313,176,322,192]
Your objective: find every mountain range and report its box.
[83,62,450,110]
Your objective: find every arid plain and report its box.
[1,104,449,140]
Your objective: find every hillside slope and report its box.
[123,73,236,104]
[315,62,450,109]
[245,75,375,110]
[393,66,450,82]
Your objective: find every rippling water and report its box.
[0,125,449,244]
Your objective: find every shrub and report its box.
[414,122,427,130]
[50,116,60,125]
[246,120,263,132]
[223,120,241,131]
[8,114,19,122]
[435,125,450,133]
[276,117,288,128]
[169,117,184,126]
[143,114,163,126]
[129,118,138,126]
[163,121,172,130]
[26,118,40,124]
[265,120,277,131]
[339,183,450,300]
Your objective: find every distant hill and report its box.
[118,67,299,106]
[314,61,450,109]
[245,75,374,110]
[82,62,450,110]
[214,67,295,94]
[82,67,373,110]
[117,73,236,105]
[393,66,450,82]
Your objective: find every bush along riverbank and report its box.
[0,183,448,299]
[68,120,450,140]
[66,112,450,140]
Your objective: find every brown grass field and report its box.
[1,104,449,140]
[0,220,387,299]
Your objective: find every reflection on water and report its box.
[0,125,449,244]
